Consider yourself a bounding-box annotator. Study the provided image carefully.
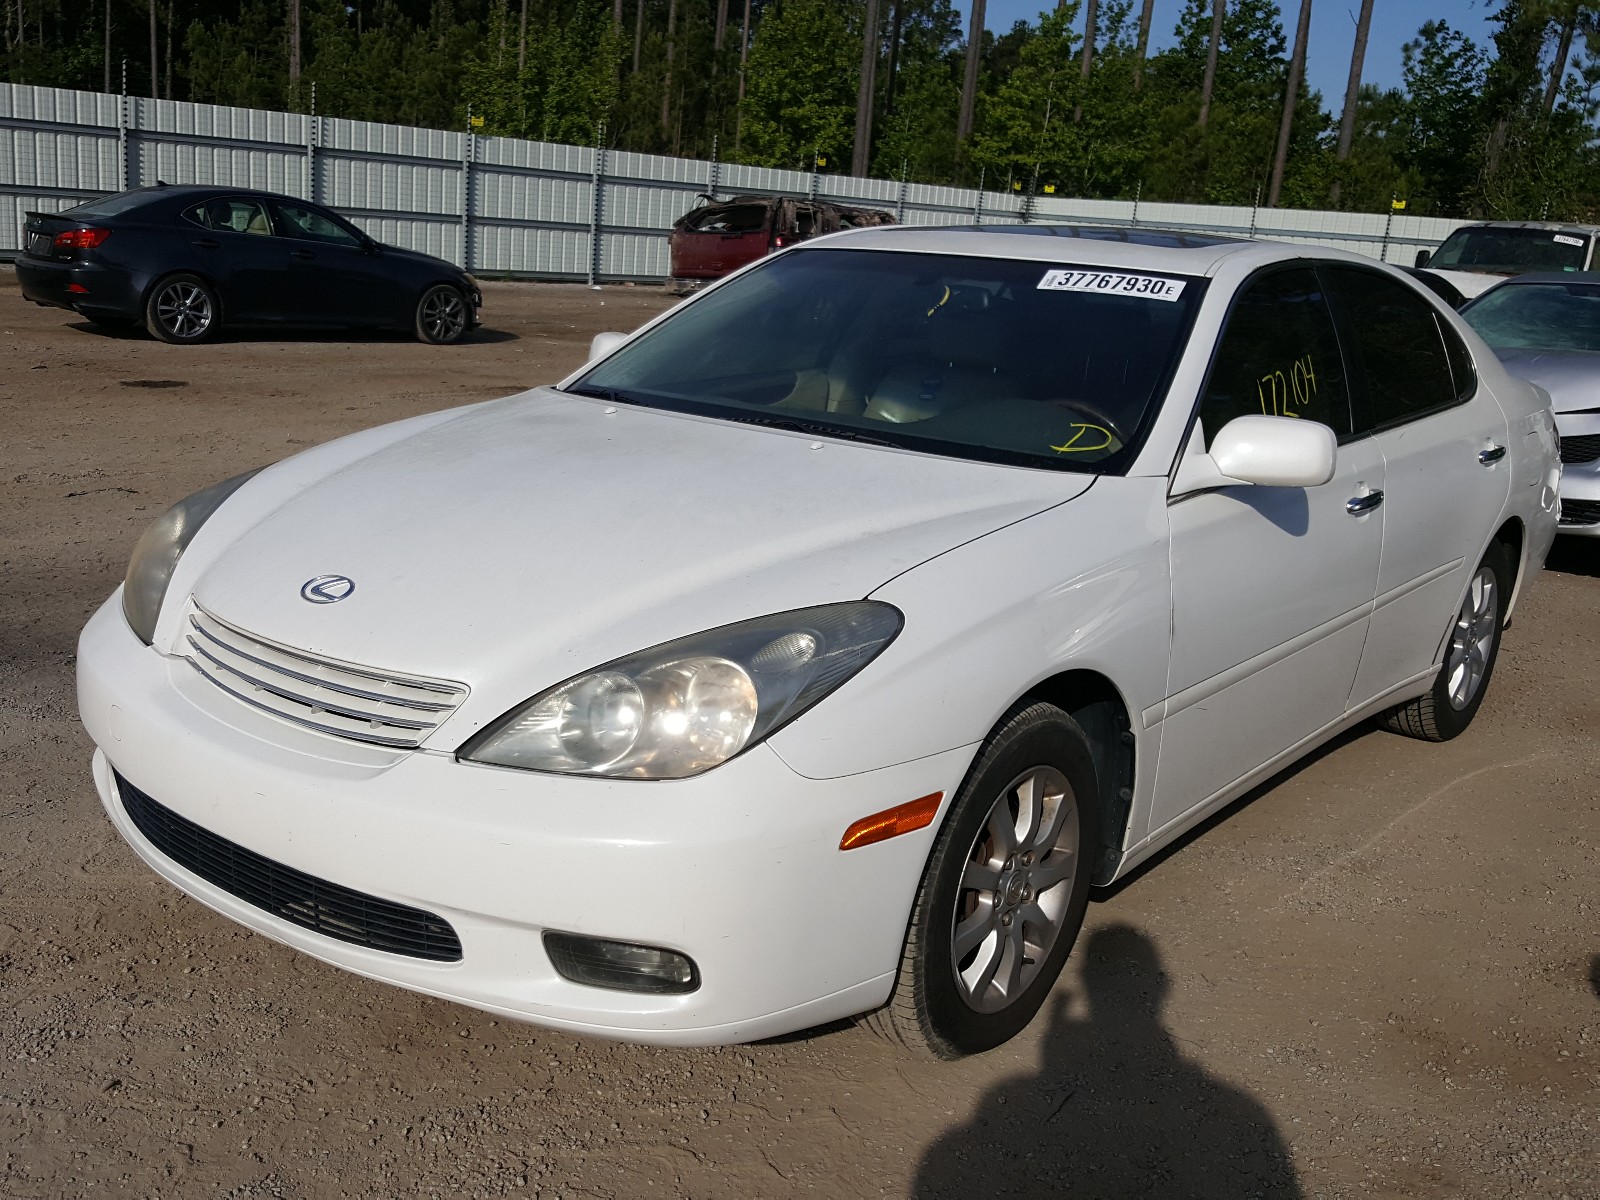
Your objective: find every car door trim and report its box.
[1142,597,1372,729]
[1372,556,1464,614]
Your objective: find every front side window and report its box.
[1324,266,1459,431]
[1461,281,1600,354]
[183,198,273,236]
[274,201,362,246]
[1429,227,1589,274]
[1198,267,1352,445]
[572,248,1207,473]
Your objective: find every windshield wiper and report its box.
[565,384,645,405]
[719,412,900,447]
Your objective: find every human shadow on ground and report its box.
[914,925,1302,1200]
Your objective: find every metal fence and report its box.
[1,82,1468,281]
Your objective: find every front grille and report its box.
[1559,498,1600,526]
[181,604,467,748]
[1559,434,1600,465]
[116,773,463,962]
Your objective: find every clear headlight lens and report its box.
[121,469,261,644]
[459,602,903,779]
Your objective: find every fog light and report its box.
[543,931,700,994]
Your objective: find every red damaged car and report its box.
[668,195,894,289]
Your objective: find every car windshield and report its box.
[1462,281,1600,352]
[570,248,1205,473]
[1430,227,1589,274]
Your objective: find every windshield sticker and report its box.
[1037,270,1187,301]
[1050,423,1115,453]
[1257,354,1318,418]
[1554,234,1585,247]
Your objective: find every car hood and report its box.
[377,243,465,277]
[1490,347,1600,413]
[185,389,1087,734]
[1424,268,1505,300]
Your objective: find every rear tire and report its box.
[863,702,1099,1059]
[1381,541,1513,742]
[415,284,469,345]
[145,274,218,344]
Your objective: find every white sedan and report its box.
[77,227,1561,1059]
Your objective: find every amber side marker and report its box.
[839,792,945,851]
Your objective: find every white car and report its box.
[78,227,1561,1059]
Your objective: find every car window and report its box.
[1324,266,1460,431]
[274,201,362,246]
[683,204,769,234]
[1461,281,1600,353]
[573,248,1207,474]
[1429,227,1589,273]
[1197,267,1352,444]
[182,199,273,236]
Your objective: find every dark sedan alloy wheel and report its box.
[146,274,217,344]
[416,284,469,345]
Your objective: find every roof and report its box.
[1448,220,1600,235]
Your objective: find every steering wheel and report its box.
[1052,398,1131,450]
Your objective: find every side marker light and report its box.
[839,792,944,851]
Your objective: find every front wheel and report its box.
[1381,541,1513,741]
[415,284,470,344]
[145,274,218,344]
[862,702,1099,1059]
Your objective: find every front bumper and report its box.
[1558,417,1600,537]
[78,593,970,1044]
[14,256,143,320]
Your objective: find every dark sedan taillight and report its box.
[52,227,110,251]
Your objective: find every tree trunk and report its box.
[104,0,111,92]
[520,0,529,75]
[1073,0,1097,123]
[612,0,621,33]
[165,0,173,100]
[715,0,728,51]
[1543,13,1576,114]
[1197,0,1223,128]
[1133,0,1153,91]
[956,0,985,142]
[289,0,300,103]
[1268,0,1312,207]
[148,0,158,100]
[1335,0,1372,161]
[660,0,676,135]
[885,0,903,116]
[633,0,644,75]
[852,0,881,176]
[736,0,751,146]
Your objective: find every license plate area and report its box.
[26,230,52,257]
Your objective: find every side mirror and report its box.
[1414,250,1431,268]
[588,331,629,361]
[1172,415,1337,496]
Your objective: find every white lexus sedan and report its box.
[77,227,1561,1059]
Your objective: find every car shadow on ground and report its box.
[1544,538,1600,579]
[913,924,1303,1199]
[66,320,520,345]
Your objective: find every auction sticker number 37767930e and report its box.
[1037,269,1188,301]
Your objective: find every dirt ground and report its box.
[1,271,1596,1200]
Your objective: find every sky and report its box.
[948,0,1502,116]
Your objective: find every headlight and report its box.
[458,602,903,779]
[121,469,261,644]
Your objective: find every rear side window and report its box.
[183,199,273,236]
[683,205,768,234]
[1198,267,1353,445]
[1324,267,1460,430]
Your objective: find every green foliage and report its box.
[739,0,861,169]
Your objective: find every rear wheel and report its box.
[145,274,218,344]
[415,284,469,344]
[863,703,1099,1059]
[1381,541,1512,741]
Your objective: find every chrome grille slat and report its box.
[182,604,467,749]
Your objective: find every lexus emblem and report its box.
[300,574,356,604]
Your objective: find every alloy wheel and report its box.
[950,765,1080,1014]
[1444,566,1498,711]
[421,288,467,342]
[155,281,213,340]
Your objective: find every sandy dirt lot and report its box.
[1,270,1596,1199]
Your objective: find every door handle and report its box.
[291,249,316,260]
[1346,490,1384,515]
[1478,445,1507,464]
[192,238,220,249]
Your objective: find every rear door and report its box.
[180,197,293,322]
[1323,266,1511,705]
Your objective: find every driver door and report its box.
[1149,266,1384,838]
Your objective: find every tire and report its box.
[144,273,219,344]
[1381,541,1513,742]
[415,284,470,345]
[863,702,1100,1059]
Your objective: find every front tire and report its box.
[1381,541,1512,742]
[145,274,218,344]
[415,284,469,344]
[863,703,1099,1059]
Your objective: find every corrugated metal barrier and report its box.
[1,82,1467,281]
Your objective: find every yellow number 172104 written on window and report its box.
[1258,355,1318,418]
